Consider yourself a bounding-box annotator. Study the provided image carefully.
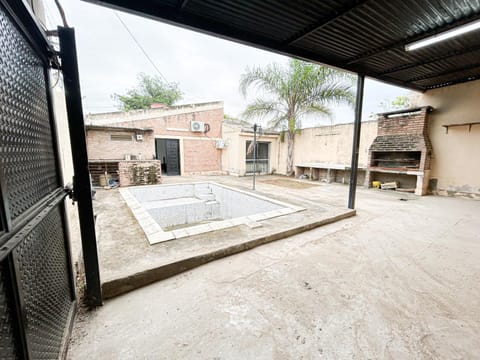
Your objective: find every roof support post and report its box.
[348,74,365,209]
[252,123,257,190]
[58,26,103,306]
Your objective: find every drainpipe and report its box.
[348,74,365,209]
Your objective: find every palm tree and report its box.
[240,59,354,175]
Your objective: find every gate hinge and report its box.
[64,182,76,204]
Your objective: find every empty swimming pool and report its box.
[120,182,303,244]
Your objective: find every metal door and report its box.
[166,139,180,175]
[0,1,77,358]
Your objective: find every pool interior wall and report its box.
[128,183,285,228]
[120,182,304,244]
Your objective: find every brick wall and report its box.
[111,108,223,139]
[118,160,162,186]
[86,129,156,160]
[87,103,224,174]
[369,107,433,165]
[182,139,222,174]
[377,107,430,137]
[366,106,433,195]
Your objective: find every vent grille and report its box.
[111,134,132,141]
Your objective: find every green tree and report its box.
[379,95,410,111]
[240,59,354,175]
[113,73,183,110]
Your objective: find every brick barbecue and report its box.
[366,106,433,195]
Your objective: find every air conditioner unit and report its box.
[215,139,226,149]
[191,120,205,132]
[136,134,144,141]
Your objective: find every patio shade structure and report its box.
[84,0,480,207]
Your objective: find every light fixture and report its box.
[405,19,480,51]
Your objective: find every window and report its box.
[245,141,270,174]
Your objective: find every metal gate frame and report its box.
[58,26,102,307]
[0,0,100,357]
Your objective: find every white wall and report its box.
[288,121,378,168]
[221,122,281,176]
[415,80,480,197]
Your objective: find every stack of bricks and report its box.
[118,160,162,187]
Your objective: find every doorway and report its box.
[156,139,181,175]
[245,141,270,174]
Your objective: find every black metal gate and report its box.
[0,1,76,358]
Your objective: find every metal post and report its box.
[348,74,365,209]
[253,123,257,190]
[58,27,102,306]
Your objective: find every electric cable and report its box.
[113,11,169,83]
[54,0,68,27]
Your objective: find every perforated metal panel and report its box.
[0,5,58,221]
[0,261,19,360]
[14,207,72,359]
[0,1,76,359]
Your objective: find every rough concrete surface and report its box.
[94,176,354,298]
[69,176,480,359]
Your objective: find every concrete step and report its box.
[193,183,211,193]
[196,193,215,201]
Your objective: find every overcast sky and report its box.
[45,0,414,126]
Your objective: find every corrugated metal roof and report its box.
[85,0,480,91]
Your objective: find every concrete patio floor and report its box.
[69,177,480,359]
[94,176,355,298]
